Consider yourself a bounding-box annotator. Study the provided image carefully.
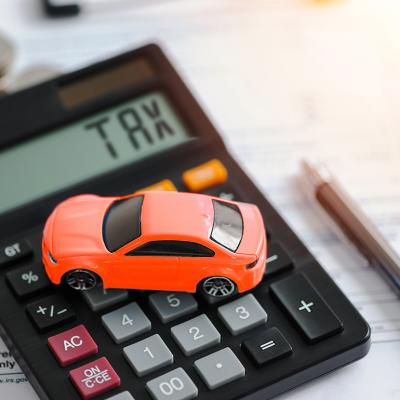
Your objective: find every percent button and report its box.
[6,264,51,298]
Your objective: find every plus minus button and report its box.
[298,300,314,313]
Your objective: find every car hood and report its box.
[48,194,114,259]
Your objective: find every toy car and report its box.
[42,191,267,298]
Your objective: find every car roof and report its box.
[139,191,214,244]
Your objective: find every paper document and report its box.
[0,0,399,399]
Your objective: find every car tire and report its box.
[199,276,237,298]
[63,269,99,291]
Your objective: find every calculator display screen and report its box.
[0,91,191,215]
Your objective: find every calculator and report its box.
[0,44,370,400]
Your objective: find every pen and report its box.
[301,160,400,296]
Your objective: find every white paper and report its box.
[0,0,399,398]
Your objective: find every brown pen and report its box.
[302,160,400,296]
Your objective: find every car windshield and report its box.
[210,199,243,252]
[103,195,144,252]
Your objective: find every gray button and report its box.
[146,367,198,400]
[82,285,128,312]
[171,314,220,356]
[194,347,245,390]
[217,294,267,335]
[124,334,173,377]
[106,391,135,400]
[102,302,151,343]
[149,292,198,323]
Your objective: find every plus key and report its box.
[270,274,343,343]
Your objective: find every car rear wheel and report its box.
[200,276,236,298]
[64,269,99,291]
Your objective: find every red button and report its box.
[69,357,120,399]
[48,324,98,367]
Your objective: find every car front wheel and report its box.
[64,269,99,291]
[200,276,236,298]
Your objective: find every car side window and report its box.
[125,240,215,257]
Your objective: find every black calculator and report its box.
[0,44,370,400]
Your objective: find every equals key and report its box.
[242,327,293,367]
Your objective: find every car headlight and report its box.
[48,251,58,264]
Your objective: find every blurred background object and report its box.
[0,31,15,93]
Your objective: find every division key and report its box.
[270,274,343,343]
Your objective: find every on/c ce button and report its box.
[48,324,98,367]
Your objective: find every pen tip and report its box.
[301,159,333,187]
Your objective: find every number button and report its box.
[218,294,268,335]
[146,368,198,400]
[171,314,220,356]
[101,302,151,344]
[82,285,128,312]
[123,334,173,377]
[149,292,198,323]
[0,240,32,266]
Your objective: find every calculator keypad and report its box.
[26,294,76,332]
[123,334,173,377]
[82,286,129,312]
[194,347,245,390]
[149,292,198,323]
[217,294,268,336]
[6,263,51,298]
[146,367,198,400]
[171,314,221,356]
[102,302,151,344]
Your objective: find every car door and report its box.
[174,241,217,292]
[117,241,180,291]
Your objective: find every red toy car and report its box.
[42,191,267,298]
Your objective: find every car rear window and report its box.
[103,195,144,252]
[210,199,243,252]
